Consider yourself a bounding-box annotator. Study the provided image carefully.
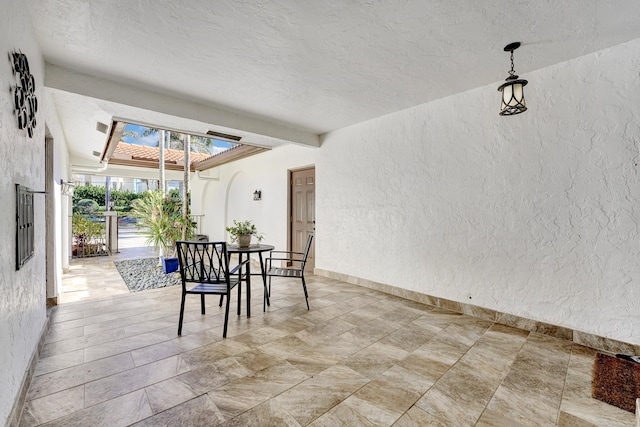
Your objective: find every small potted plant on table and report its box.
[226,220,264,247]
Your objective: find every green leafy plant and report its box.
[109,189,141,213]
[225,220,264,243]
[71,213,106,257]
[74,198,99,215]
[73,185,106,206]
[131,190,196,257]
[73,184,142,218]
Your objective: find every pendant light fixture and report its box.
[498,42,528,116]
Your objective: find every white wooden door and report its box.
[290,167,315,271]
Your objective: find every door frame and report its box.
[45,134,57,306]
[287,165,315,254]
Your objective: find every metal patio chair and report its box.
[265,234,313,310]
[176,240,249,338]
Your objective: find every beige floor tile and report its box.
[130,340,186,366]
[33,349,84,376]
[179,339,252,371]
[416,364,500,425]
[377,321,438,352]
[308,400,378,427]
[17,245,636,426]
[41,389,151,427]
[272,364,370,425]
[258,334,312,359]
[338,394,401,426]
[217,400,301,427]
[44,325,84,344]
[233,325,293,346]
[342,341,409,379]
[233,348,286,374]
[284,345,346,376]
[27,352,135,400]
[83,329,174,362]
[344,365,432,425]
[145,377,200,414]
[176,356,253,394]
[393,405,449,427]
[19,386,84,426]
[416,386,481,426]
[132,394,225,427]
[208,361,308,420]
[84,355,190,406]
[475,409,528,427]
[41,327,128,359]
[484,335,573,426]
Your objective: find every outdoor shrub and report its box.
[74,198,99,215]
[73,185,142,213]
[73,185,105,206]
[110,189,141,210]
[71,214,106,257]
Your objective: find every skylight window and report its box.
[122,123,237,157]
[103,120,269,171]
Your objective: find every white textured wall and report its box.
[0,1,48,424]
[317,38,640,345]
[194,144,317,251]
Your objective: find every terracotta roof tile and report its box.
[113,142,213,165]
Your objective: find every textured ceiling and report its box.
[25,0,640,165]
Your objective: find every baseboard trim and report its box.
[6,313,51,427]
[314,268,639,355]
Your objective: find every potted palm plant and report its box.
[131,190,196,271]
[226,220,264,247]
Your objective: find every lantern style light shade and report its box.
[498,42,528,116]
[498,77,527,115]
[60,179,75,196]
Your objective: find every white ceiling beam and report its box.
[45,63,320,148]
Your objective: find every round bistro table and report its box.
[228,243,275,316]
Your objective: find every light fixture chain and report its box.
[509,50,515,76]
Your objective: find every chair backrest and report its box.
[176,241,229,287]
[301,233,314,264]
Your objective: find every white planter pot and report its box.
[238,235,252,247]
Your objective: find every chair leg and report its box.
[263,277,270,308]
[223,291,231,338]
[219,295,224,307]
[237,280,242,316]
[301,276,310,310]
[246,268,251,318]
[178,293,186,335]
[201,294,206,314]
[267,276,272,308]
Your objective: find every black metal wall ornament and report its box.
[16,184,35,270]
[10,50,38,137]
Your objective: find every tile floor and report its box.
[59,226,155,303]
[21,239,636,426]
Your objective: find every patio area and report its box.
[60,225,156,303]
[20,245,635,426]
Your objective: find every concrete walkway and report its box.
[60,225,157,303]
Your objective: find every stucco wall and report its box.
[0,1,48,424]
[194,144,317,251]
[317,38,640,345]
